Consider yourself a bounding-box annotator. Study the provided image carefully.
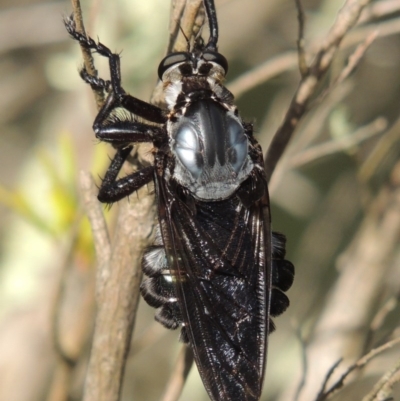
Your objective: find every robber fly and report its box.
[65,1,294,400]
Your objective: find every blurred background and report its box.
[0,0,400,400]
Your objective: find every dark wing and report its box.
[156,172,272,401]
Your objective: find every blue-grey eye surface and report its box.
[227,117,248,173]
[175,124,204,179]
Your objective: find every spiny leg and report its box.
[64,16,166,124]
[203,0,219,51]
[98,145,154,203]
[80,68,111,92]
[93,92,166,146]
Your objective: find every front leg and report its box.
[64,16,167,124]
[98,146,154,203]
[94,92,166,146]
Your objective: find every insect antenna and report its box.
[178,24,191,52]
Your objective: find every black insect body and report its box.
[65,1,294,400]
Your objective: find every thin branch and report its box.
[51,212,83,367]
[73,2,201,400]
[160,345,195,401]
[315,359,343,401]
[70,0,105,109]
[293,325,310,401]
[82,186,156,401]
[227,52,298,98]
[79,171,111,296]
[370,297,398,333]
[290,117,387,168]
[312,29,378,107]
[363,359,400,401]
[265,0,373,182]
[295,0,308,77]
[316,337,400,401]
[229,15,400,102]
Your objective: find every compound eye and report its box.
[202,51,228,75]
[227,118,247,173]
[158,52,191,80]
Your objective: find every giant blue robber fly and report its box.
[65,1,294,399]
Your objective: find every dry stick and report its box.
[358,0,400,23]
[228,14,400,101]
[71,1,200,400]
[70,0,105,109]
[295,0,308,77]
[160,346,195,401]
[47,211,85,401]
[291,180,400,401]
[169,0,203,53]
[69,2,154,401]
[79,172,111,295]
[293,326,310,401]
[48,177,103,401]
[51,212,84,368]
[316,337,400,401]
[363,295,399,354]
[289,117,387,168]
[311,29,378,108]
[363,358,400,401]
[81,162,156,401]
[315,359,343,401]
[264,0,373,182]
[82,187,155,401]
[227,52,298,99]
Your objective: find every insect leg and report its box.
[94,92,165,145]
[80,68,111,92]
[98,145,154,203]
[203,0,219,51]
[64,16,166,124]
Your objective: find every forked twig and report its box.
[265,0,373,182]
[314,333,400,401]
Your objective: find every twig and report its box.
[278,168,400,401]
[70,0,105,109]
[227,52,298,99]
[83,189,155,401]
[370,297,398,334]
[293,325,309,401]
[79,171,111,296]
[364,359,400,401]
[295,0,308,77]
[168,0,204,53]
[48,212,85,401]
[316,337,400,401]
[289,117,387,168]
[315,359,343,401]
[264,0,373,182]
[68,2,156,400]
[160,345,195,401]
[72,2,204,400]
[51,212,83,367]
[312,29,378,107]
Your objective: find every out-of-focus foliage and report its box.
[0,1,399,401]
